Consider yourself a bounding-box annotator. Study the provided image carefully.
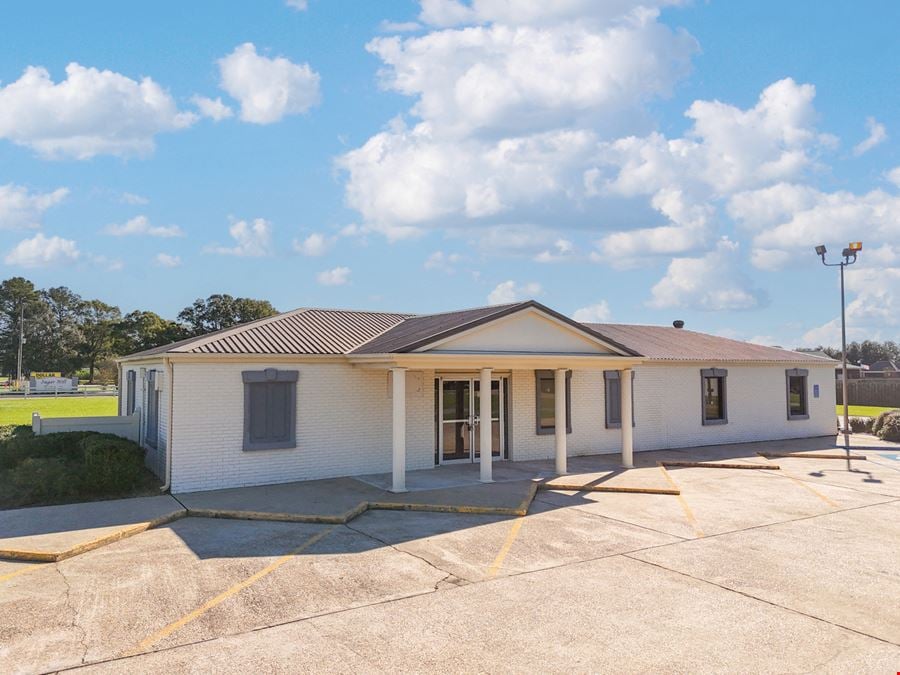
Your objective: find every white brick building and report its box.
[118,301,837,494]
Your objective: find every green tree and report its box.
[821,340,900,366]
[114,310,185,355]
[178,294,277,336]
[77,300,122,383]
[0,277,53,379]
[41,286,84,373]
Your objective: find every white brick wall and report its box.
[165,360,836,492]
[121,362,168,477]
[507,363,835,461]
[169,362,434,493]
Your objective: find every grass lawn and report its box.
[0,396,117,426]
[837,404,898,418]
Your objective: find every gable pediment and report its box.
[417,307,621,355]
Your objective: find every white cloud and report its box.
[191,95,233,122]
[572,301,611,322]
[0,184,68,230]
[0,63,196,159]
[886,166,900,188]
[368,10,696,139]
[120,192,149,205]
[424,250,462,272]
[204,218,274,257]
[487,280,543,305]
[292,232,332,256]
[154,253,182,268]
[648,238,766,310]
[737,185,900,267]
[802,265,900,346]
[103,215,184,238]
[4,233,80,268]
[218,43,321,124]
[592,78,831,265]
[418,0,683,28]
[317,266,351,286]
[285,0,307,9]
[340,2,698,238]
[852,116,887,156]
[534,238,575,263]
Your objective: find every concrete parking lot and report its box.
[2,438,900,673]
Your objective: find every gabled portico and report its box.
[347,302,642,493]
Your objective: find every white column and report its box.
[621,368,634,468]
[391,367,407,493]
[555,368,568,475]
[479,367,493,483]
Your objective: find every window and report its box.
[700,368,728,425]
[242,369,298,451]
[146,371,159,448]
[535,370,572,435]
[126,370,136,415]
[604,370,635,429]
[786,368,809,420]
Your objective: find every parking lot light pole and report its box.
[815,242,862,450]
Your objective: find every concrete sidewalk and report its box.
[0,495,185,562]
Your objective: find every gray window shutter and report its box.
[126,370,136,415]
[243,369,298,451]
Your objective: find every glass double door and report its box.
[440,377,503,463]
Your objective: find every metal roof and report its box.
[350,300,639,355]
[124,308,409,358]
[584,323,835,363]
[121,302,832,364]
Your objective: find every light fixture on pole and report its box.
[815,241,862,450]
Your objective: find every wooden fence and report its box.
[836,379,900,408]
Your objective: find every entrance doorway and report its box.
[438,376,505,464]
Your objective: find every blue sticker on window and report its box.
[813,384,820,398]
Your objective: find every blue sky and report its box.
[1,0,897,348]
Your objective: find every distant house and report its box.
[868,360,899,378]
[795,349,866,380]
[117,300,837,494]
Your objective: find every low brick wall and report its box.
[32,412,141,443]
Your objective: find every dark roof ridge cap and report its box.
[373,302,530,354]
[409,301,525,319]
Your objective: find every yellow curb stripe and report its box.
[131,526,334,655]
[0,510,186,563]
[486,517,524,579]
[539,483,679,495]
[661,461,777,471]
[186,507,351,525]
[0,563,49,584]
[658,465,704,538]
[367,501,522,516]
[758,452,866,460]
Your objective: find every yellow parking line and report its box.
[658,465,704,538]
[130,526,334,655]
[486,517,524,579]
[778,468,839,507]
[0,563,48,584]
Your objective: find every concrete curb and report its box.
[661,460,778,470]
[0,509,186,563]
[0,484,543,565]
[538,483,680,496]
[758,452,867,460]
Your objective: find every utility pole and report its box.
[16,305,25,390]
